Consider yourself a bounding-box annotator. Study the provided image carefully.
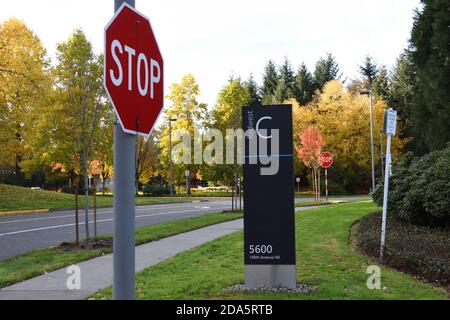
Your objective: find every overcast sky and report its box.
[1,0,420,108]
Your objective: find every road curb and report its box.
[0,209,50,217]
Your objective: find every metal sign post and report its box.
[106,0,164,300]
[320,152,333,202]
[237,176,241,211]
[380,108,397,260]
[112,0,136,300]
[296,177,300,196]
[185,170,190,195]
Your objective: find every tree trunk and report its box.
[318,169,321,202]
[83,150,90,239]
[102,174,106,195]
[74,176,79,244]
[317,169,320,202]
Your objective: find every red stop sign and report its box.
[320,152,333,168]
[104,3,163,137]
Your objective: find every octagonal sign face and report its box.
[320,152,333,169]
[104,3,163,137]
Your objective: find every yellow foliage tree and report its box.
[292,80,408,192]
[0,18,50,180]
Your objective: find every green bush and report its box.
[372,146,450,228]
[355,211,450,288]
[319,179,348,196]
[142,184,172,196]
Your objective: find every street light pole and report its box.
[169,118,176,196]
[369,90,375,192]
[362,89,376,193]
[380,130,384,179]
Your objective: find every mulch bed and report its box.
[352,211,450,292]
[59,239,113,251]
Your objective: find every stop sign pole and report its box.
[107,0,163,299]
[320,152,333,201]
[112,0,136,300]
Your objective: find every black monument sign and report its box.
[242,104,296,265]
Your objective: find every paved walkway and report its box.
[0,219,243,300]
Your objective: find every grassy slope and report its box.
[0,212,242,288]
[0,184,185,212]
[91,201,447,300]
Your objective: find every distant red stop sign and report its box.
[320,152,333,168]
[104,3,163,136]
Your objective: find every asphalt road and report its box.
[0,199,232,260]
[0,196,369,260]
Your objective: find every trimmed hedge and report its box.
[142,184,172,196]
[372,145,450,228]
[355,211,450,288]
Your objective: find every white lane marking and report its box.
[0,207,230,237]
[0,203,223,225]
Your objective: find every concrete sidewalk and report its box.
[0,219,243,300]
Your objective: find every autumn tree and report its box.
[293,81,407,192]
[135,132,160,194]
[52,29,105,239]
[207,79,249,185]
[159,74,207,193]
[297,127,324,201]
[93,114,114,194]
[0,18,50,184]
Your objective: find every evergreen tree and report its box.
[294,63,314,105]
[372,65,390,102]
[273,77,288,104]
[279,57,295,99]
[244,73,261,105]
[359,55,378,87]
[389,52,415,140]
[408,0,450,153]
[313,53,341,91]
[261,60,279,104]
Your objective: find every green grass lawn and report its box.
[0,184,187,212]
[91,201,447,300]
[295,200,348,207]
[0,212,242,288]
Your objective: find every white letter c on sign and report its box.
[256,116,272,139]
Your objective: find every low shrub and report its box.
[372,146,450,228]
[355,211,450,288]
[142,184,172,196]
[320,179,348,196]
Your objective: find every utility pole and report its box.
[113,0,136,300]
